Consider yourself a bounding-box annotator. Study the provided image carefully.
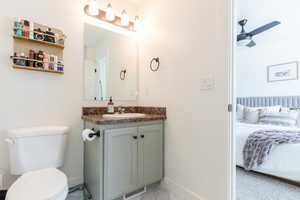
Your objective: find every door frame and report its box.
[228,0,237,199]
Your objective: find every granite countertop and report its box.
[82,114,166,125]
[82,106,167,125]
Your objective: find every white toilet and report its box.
[5,126,70,200]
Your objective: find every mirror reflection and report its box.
[84,23,138,101]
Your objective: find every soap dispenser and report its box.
[107,97,114,113]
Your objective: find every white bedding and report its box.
[236,122,300,182]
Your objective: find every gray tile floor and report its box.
[66,190,84,200]
[66,187,171,200]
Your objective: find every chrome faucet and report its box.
[117,105,126,114]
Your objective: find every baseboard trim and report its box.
[0,190,7,200]
[161,178,206,200]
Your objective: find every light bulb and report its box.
[120,10,130,26]
[134,16,141,31]
[88,0,99,16]
[106,3,115,21]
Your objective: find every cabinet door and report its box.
[104,127,139,200]
[138,123,163,186]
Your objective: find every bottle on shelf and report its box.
[49,55,55,70]
[43,52,50,70]
[23,20,30,38]
[14,18,23,36]
[29,50,36,67]
[29,21,34,39]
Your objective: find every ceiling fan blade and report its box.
[249,21,281,36]
[246,40,256,48]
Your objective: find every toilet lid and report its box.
[6,168,68,200]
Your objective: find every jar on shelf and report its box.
[49,55,55,70]
[29,50,36,67]
[35,51,44,68]
[14,21,23,36]
[15,53,27,66]
[43,52,50,70]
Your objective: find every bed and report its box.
[236,96,300,183]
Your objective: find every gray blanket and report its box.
[243,129,300,170]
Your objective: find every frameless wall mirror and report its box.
[84,23,138,101]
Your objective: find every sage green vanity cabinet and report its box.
[84,121,164,200]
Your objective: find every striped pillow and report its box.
[259,110,300,126]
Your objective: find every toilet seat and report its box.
[6,168,68,200]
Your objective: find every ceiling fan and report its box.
[237,19,281,48]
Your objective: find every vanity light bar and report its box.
[84,5,137,32]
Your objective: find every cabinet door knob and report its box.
[133,136,138,140]
[141,135,145,138]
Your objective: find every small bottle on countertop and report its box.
[107,97,114,113]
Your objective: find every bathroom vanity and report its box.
[82,107,166,200]
[82,20,166,200]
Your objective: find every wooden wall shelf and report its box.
[12,64,64,74]
[13,35,64,49]
[11,56,64,66]
[12,20,65,75]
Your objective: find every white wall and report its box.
[236,0,300,97]
[0,0,139,189]
[138,0,231,200]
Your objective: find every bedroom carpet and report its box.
[236,167,300,200]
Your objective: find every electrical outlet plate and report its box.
[200,77,215,90]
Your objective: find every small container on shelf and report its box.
[44,28,56,43]
[34,28,44,41]
[29,21,34,39]
[29,50,36,67]
[49,55,55,70]
[14,18,23,36]
[15,53,27,66]
[57,61,64,72]
[43,52,50,70]
[23,20,30,38]
[35,50,44,68]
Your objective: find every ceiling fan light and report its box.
[106,3,115,21]
[120,10,130,26]
[88,0,99,16]
[237,39,251,47]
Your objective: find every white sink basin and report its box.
[103,113,146,118]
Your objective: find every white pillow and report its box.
[281,107,290,112]
[236,104,244,121]
[259,110,299,126]
[244,107,260,124]
[260,105,281,112]
[243,106,281,124]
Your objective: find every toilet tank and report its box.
[6,126,69,175]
